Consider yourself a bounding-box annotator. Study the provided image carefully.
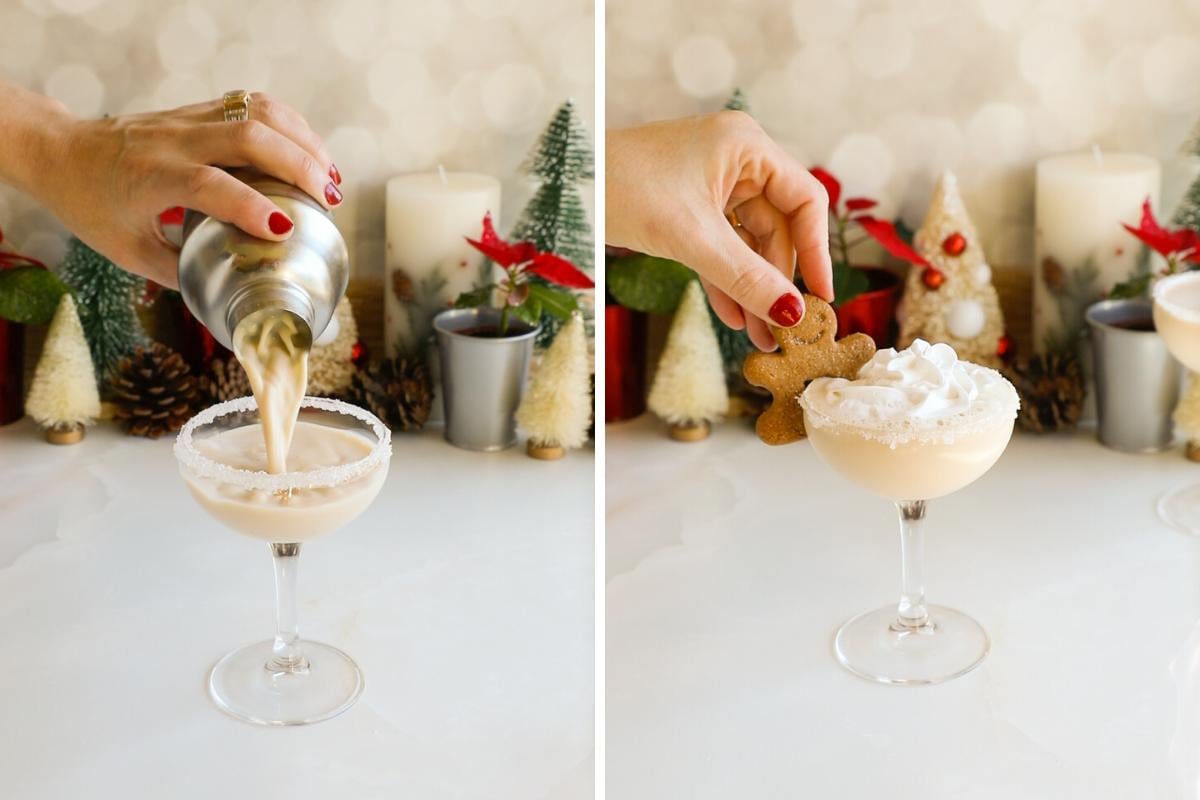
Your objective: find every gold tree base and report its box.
[45,423,85,445]
[668,420,711,442]
[527,441,566,461]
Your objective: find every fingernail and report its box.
[268,211,293,235]
[324,182,342,205]
[768,293,804,327]
[329,163,342,185]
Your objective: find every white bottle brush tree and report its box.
[25,293,100,443]
[647,280,729,441]
[516,312,591,460]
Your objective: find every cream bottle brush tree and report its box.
[647,280,729,441]
[308,296,358,398]
[516,312,591,460]
[25,293,100,444]
[898,171,1006,367]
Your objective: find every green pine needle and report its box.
[57,238,147,383]
[512,99,596,346]
[723,88,750,114]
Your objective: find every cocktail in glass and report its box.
[175,395,391,725]
[1154,270,1200,533]
[799,341,1018,685]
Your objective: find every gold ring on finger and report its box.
[222,89,251,122]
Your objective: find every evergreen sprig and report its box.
[508,100,596,346]
[518,98,595,184]
[723,88,750,113]
[57,238,147,382]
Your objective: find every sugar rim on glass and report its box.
[174,395,392,492]
[1154,270,1200,325]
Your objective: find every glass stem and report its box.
[894,500,930,630]
[269,542,309,674]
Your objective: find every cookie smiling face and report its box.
[743,294,876,446]
[777,300,838,347]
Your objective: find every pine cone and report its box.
[1003,351,1084,433]
[198,354,251,405]
[347,357,432,432]
[109,343,199,438]
[1042,257,1066,294]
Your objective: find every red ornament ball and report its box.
[351,340,368,367]
[941,232,967,256]
[996,333,1015,361]
[921,267,945,290]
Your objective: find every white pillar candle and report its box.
[1033,151,1160,353]
[384,171,502,357]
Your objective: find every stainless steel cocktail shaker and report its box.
[177,171,349,349]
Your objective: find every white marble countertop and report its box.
[0,419,594,800]
[607,415,1200,799]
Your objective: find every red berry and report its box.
[996,333,1014,361]
[942,232,966,256]
[921,267,945,290]
[351,340,367,366]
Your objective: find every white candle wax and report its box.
[384,172,501,357]
[1033,151,1160,353]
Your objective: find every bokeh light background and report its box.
[0,0,594,278]
[607,0,1200,269]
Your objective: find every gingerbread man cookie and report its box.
[743,294,876,445]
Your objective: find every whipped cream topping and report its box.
[800,339,1018,445]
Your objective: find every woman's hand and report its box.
[606,112,833,351]
[0,83,341,288]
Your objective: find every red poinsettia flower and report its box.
[466,213,594,289]
[854,216,930,267]
[1122,198,1200,263]
[525,252,595,288]
[810,166,930,269]
[0,224,47,271]
[810,167,841,211]
[844,198,878,212]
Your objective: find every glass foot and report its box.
[208,640,364,726]
[1158,483,1200,535]
[834,604,989,686]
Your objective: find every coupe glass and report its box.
[800,401,1014,686]
[175,396,391,725]
[1154,271,1200,534]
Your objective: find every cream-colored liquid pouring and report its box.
[185,421,386,541]
[232,309,311,474]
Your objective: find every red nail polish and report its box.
[324,182,342,205]
[268,211,293,235]
[329,163,342,185]
[768,293,804,327]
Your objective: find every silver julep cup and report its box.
[1086,298,1182,453]
[433,308,539,451]
[177,172,349,349]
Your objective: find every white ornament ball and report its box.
[945,298,986,339]
[973,263,993,287]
